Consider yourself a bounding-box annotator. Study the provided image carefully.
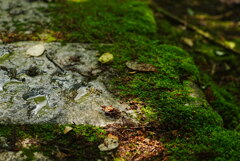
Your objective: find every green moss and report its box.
[200,74,240,130]
[72,125,106,142]
[1,0,240,160]
[167,126,240,161]
[46,0,240,160]
[0,124,106,160]
[48,0,156,43]
[0,52,11,64]
[21,146,40,161]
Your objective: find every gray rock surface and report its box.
[0,0,50,33]
[0,42,134,125]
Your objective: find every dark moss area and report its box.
[0,124,106,160]
[1,0,240,160]
[153,0,240,131]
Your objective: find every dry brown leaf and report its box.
[128,71,137,74]
[126,61,157,72]
[108,133,119,140]
[101,105,121,118]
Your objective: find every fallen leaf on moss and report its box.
[181,37,194,47]
[129,71,137,74]
[98,52,114,64]
[126,61,157,72]
[216,50,225,56]
[63,126,73,134]
[224,41,236,49]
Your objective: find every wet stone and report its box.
[0,42,133,126]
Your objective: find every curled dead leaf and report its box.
[101,105,121,118]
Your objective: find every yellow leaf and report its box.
[224,41,236,49]
[63,126,73,134]
[98,52,114,64]
[182,37,194,47]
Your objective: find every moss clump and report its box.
[46,0,240,160]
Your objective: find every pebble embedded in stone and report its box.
[26,44,45,57]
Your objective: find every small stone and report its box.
[26,44,45,57]
[98,52,114,64]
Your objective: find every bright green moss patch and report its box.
[48,0,156,43]
[103,43,222,132]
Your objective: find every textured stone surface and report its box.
[0,42,134,125]
[0,0,50,33]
